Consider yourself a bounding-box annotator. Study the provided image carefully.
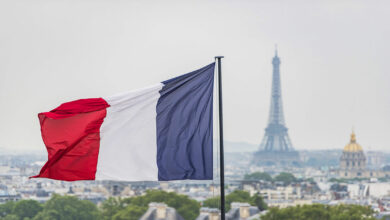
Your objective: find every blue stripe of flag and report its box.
[156,63,215,181]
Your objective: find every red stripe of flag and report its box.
[31,98,110,181]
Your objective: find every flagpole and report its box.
[215,56,225,220]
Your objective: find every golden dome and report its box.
[343,132,363,152]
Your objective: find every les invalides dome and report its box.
[339,132,366,178]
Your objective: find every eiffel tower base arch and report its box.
[252,150,301,167]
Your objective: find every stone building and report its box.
[338,132,385,178]
[197,203,261,220]
[339,132,366,178]
[140,203,184,220]
[196,208,220,220]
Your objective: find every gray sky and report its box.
[0,0,389,152]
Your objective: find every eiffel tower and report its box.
[252,49,300,166]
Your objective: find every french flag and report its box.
[32,63,215,181]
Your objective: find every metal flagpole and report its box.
[215,56,225,220]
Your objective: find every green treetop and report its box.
[244,172,273,182]
[202,190,267,212]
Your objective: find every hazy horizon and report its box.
[2,139,389,155]
[1,0,389,152]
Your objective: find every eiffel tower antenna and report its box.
[275,44,278,56]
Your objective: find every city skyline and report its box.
[0,0,389,152]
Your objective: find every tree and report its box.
[100,190,200,220]
[274,172,297,185]
[1,214,19,220]
[33,210,61,220]
[112,206,147,220]
[13,200,42,219]
[33,194,101,220]
[244,172,272,182]
[0,201,15,217]
[202,197,220,210]
[202,190,267,211]
[100,197,123,220]
[250,193,267,211]
[225,190,252,207]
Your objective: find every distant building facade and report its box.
[366,151,387,168]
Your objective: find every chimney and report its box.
[149,203,167,219]
[200,208,220,220]
[231,203,250,218]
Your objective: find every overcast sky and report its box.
[0,0,389,153]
